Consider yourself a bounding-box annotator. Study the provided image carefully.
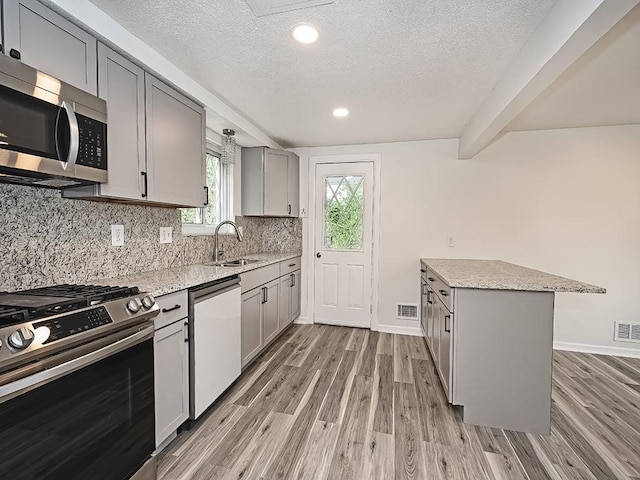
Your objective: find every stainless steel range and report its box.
[0,284,160,480]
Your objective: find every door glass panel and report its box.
[324,175,365,250]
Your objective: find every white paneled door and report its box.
[314,162,374,328]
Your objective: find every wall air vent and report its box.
[245,0,334,17]
[397,303,419,320]
[614,322,640,343]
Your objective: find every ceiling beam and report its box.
[458,0,639,159]
[41,0,282,149]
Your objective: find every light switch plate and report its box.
[160,227,173,244]
[111,225,125,247]
[446,234,455,248]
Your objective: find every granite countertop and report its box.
[94,253,301,297]
[421,259,606,294]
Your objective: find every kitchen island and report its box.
[420,258,605,434]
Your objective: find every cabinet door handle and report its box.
[439,290,448,297]
[161,304,181,313]
[204,186,209,206]
[420,269,426,273]
[428,277,436,282]
[141,171,148,198]
[445,315,451,333]
[288,204,291,215]
[262,287,268,304]
[290,274,295,288]
[289,263,296,267]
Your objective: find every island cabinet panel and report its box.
[453,288,554,434]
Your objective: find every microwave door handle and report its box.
[56,101,80,170]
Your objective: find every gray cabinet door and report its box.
[434,296,452,401]
[145,74,206,207]
[263,149,289,216]
[154,319,189,448]
[291,271,301,320]
[262,279,280,345]
[97,44,145,200]
[426,286,437,358]
[241,288,263,367]
[279,275,292,330]
[3,0,97,94]
[287,152,300,217]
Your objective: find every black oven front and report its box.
[0,330,155,480]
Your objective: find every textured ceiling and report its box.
[507,3,640,132]
[87,0,556,147]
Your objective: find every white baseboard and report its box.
[553,341,640,359]
[376,324,423,337]
[293,316,313,325]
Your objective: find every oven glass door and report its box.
[0,83,69,161]
[0,338,154,480]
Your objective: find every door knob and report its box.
[316,252,322,258]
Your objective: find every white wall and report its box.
[292,124,640,354]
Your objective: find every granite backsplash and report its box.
[0,184,302,291]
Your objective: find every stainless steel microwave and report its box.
[0,54,107,188]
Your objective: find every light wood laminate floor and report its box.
[158,324,640,480]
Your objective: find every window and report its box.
[181,150,233,235]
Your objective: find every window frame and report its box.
[181,143,234,236]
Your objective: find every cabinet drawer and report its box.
[425,267,453,312]
[280,257,301,276]
[155,290,188,330]
[241,263,280,293]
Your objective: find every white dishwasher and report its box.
[188,276,241,420]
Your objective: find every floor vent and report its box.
[615,322,640,343]
[397,303,419,320]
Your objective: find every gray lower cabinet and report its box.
[241,287,263,366]
[2,0,97,94]
[241,279,279,367]
[241,147,300,217]
[153,291,189,449]
[262,280,280,345]
[240,258,301,367]
[279,270,301,329]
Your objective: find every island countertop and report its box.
[421,259,606,294]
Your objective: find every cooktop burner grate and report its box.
[0,284,141,326]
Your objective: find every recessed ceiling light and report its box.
[292,23,319,44]
[333,107,349,118]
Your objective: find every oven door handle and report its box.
[0,325,153,406]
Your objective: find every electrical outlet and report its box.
[111,225,125,247]
[446,234,455,247]
[300,207,308,217]
[159,227,173,244]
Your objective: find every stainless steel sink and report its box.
[209,258,261,267]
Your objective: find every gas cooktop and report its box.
[0,283,159,375]
[0,284,141,327]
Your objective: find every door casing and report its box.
[306,153,382,331]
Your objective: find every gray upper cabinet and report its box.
[2,0,97,94]
[95,44,145,200]
[241,147,300,217]
[145,74,206,207]
[64,47,206,207]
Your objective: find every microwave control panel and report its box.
[76,113,107,170]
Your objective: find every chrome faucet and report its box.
[214,220,243,262]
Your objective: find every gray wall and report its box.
[0,184,301,291]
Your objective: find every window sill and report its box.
[182,222,239,237]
